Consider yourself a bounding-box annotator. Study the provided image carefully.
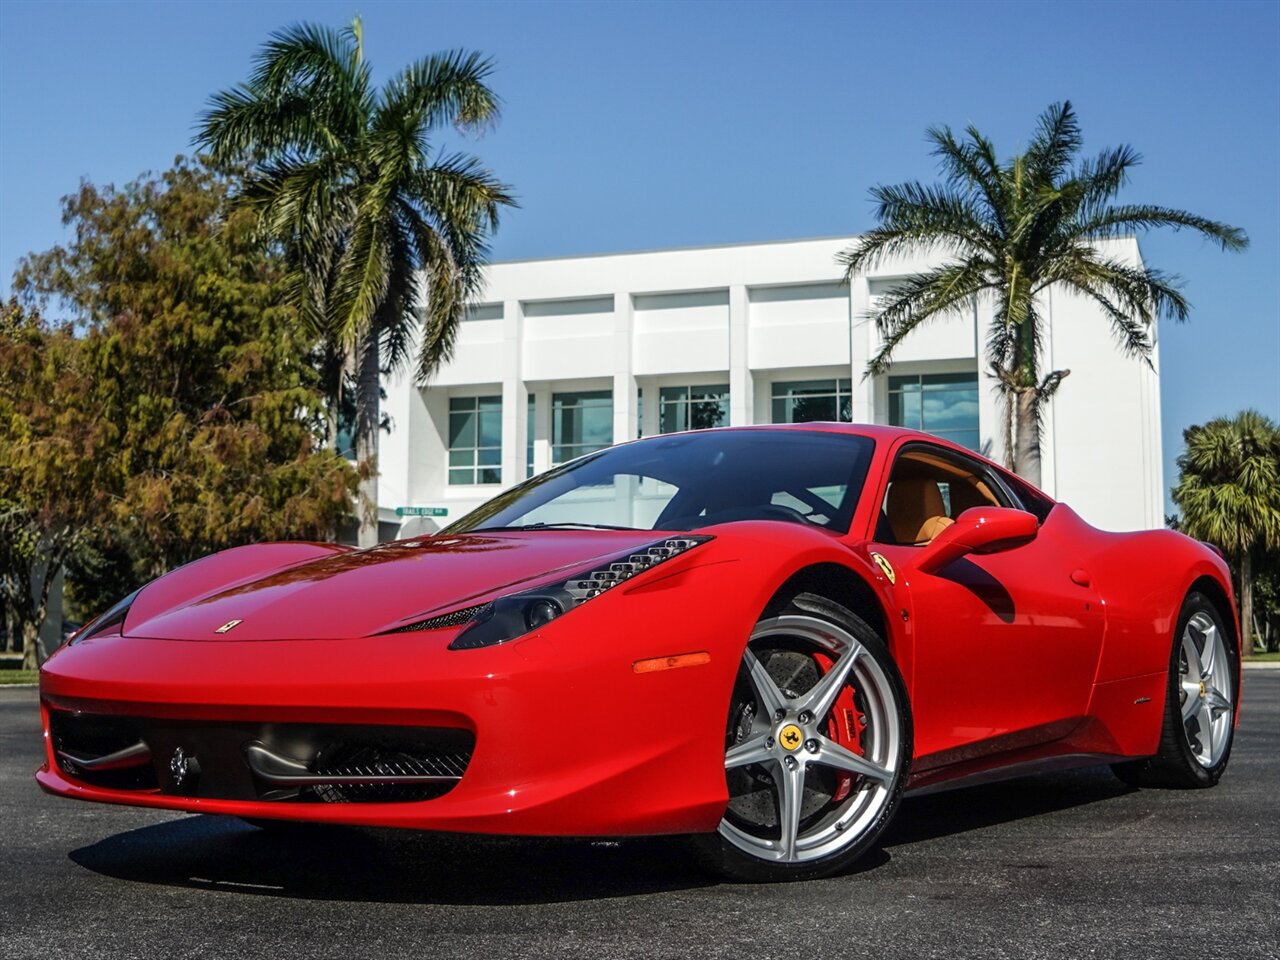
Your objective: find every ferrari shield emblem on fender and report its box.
[870,552,896,585]
[215,619,243,634]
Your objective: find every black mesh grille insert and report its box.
[310,744,473,803]
[389,603,488,633]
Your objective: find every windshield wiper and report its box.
[469,521,641,532]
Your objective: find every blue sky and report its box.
[2,0,1277,514]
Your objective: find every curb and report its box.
[1242,661,1280,670]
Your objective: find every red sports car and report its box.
[38,424,1240,881]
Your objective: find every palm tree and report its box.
[1173,410,1280,657]
[196,18,516,546]
[838,101,1247,484]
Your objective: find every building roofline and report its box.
[485,231,1139,268]
[486,234,862,267]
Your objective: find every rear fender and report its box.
[1087,528,1237,683]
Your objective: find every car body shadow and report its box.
[68,765,1132,904]
[889,764,1133,847]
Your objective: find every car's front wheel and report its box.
[699,593,912,882]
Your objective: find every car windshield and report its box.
[445,429,875,535]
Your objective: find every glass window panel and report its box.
[660,402,687,435]
[580,404,613,446]
[449,448,475,467]
[790,394,837,423]
[922,371,977,387]
[555,407,581,446]
[527,396,535,478]
[477,395,502,412]
[448,468,473,485]
[477,447,501,466]
[690,400,727,430]
[772,397,787,423]
[784,380,837,397]
[478,467,502,484]
[922,389,979,433]
[886,372,978,447]
[448,409,477,448]
[478,410,502,448]
[659,386,689,404]
[690,385,728,403]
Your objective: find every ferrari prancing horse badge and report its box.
[870,552,896,585]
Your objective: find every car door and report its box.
[868,441,1104,768]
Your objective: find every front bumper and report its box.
[36,566,752,836]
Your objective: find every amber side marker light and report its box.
[632,652,711,674]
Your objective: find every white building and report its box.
[379,236,1163,537]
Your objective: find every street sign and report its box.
[395,506,448,518]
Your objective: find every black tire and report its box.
[697,592,912,882]
[1111,591,1239,789]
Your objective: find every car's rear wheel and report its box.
[1112,591,1239,789]
[698,593,911,882]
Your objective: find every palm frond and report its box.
[1077,204,1249,250]
[1075,144,1142,208]
[327,201,390,349]
[865,258,994,374]
[410,154,516,232]
[375,49,500,139]
[927,124,1007,228]
[1025,101,1081,184]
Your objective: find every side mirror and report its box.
[911,507,1038,575]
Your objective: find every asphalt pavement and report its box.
[1,673,1277,960]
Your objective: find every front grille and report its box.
[311,744,474,803]
[389,603,488,633]
[47,710,473,804]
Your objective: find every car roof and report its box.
[648,423,1050,502]
[689,421,961,450]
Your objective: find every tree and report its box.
[0,302,103,667]
[838,101,1247,483]
[3,160,360,664]
[1172,410,1280,657]
[195,18,516,546]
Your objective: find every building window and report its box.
[526,395,535,478]
[448,395,502,484]
[772,379,853,424]
[659,384,729,434]
[552,390,612,463]
[887,372,980,450]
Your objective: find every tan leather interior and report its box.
[948,477,999,515]
[887,478,955,545]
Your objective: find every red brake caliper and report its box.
[813,652,867,803]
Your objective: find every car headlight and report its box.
[68,588,140,645]
[449,535,712,650]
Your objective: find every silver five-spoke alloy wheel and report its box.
[718,614,903,865]
[1178,610,1233,768]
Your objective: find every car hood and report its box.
[123,530,668,641]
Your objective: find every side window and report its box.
[876,446,1009,546]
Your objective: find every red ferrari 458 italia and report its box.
[38,424,1240,881]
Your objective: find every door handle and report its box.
[1070,569,1091,587]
